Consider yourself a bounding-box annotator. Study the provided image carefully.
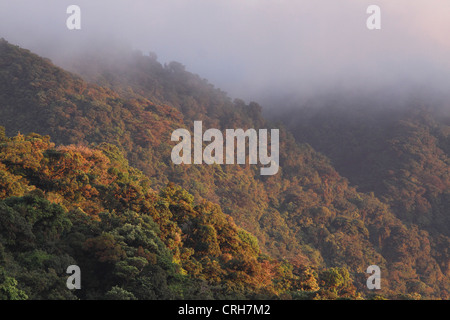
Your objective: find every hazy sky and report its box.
[1,0,450,102]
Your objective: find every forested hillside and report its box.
[0,38,448,299]
[273,99,450,283]
[275,99,450,235]
[0,130,332,299]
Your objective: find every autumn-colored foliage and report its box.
[0,38,448,299]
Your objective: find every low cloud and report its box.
[1,0,449,103]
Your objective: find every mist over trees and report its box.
[0,38,449,299]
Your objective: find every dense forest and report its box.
[0,38,448,299]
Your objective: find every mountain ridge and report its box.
[0,38,448,299]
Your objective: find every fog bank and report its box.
[1,1,450,104]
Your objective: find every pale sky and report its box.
[1,0,450,102]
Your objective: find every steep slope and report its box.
[294,104,450,231]
[0,38,448,298]
[1,130,324,299]
[273,94,450,290]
